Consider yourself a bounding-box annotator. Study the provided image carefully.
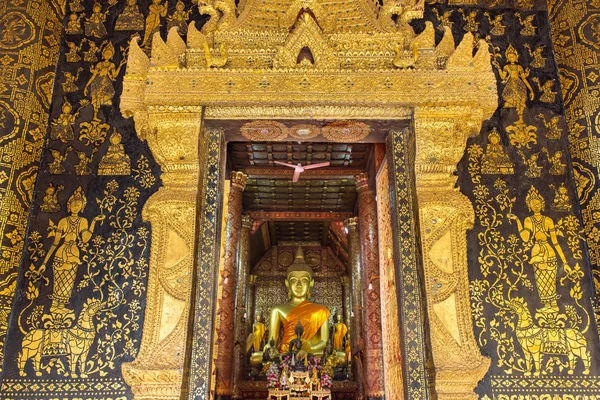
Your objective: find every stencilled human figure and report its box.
[65,41,82,63]
[142,0,169,47]
[508,186,567,311]
[84,42,127,118]
[115,0,145,31]
[50,98,80,142]
[494,44,534,122]
[65,13,83,35]
[167,0,191,36]
[41,187,105,315]
[84,1,108,38]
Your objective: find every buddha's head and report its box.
[285,247,314,302]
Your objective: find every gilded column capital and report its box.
[241,215,254,229]
[340,275,351,286]
[249,274,258,286]
[231,171,248,191]
[345,217,358,230]
[355,172,369,192]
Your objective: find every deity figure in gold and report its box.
[115,0,145,31]
[481,128,514,175]
[65,13,83,35]
[98,131,131,175]
[40,183,64,213]
[41,187,105,315]
[494,45,534,122]
[50,99,79,143]
[84,2,108,38]
[167,1,191,36]
[509,186,567,310]
[266,247,330,355]
[247,313,267,353]
[84,43,126,118]
[142,0,169,47]
[332,314,348,350]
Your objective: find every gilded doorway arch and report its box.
[118,2,498,399]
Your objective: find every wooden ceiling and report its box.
[228,142,372,169]
[228,140,373,254]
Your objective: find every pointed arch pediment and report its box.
[273,13,337,69]
[279,0,334,32]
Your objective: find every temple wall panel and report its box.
[0,0,599,399]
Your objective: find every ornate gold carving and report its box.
[322,121,370,142]
[414,112,492,399]
[272,13,337,69]
[122,108,203,398]
[240,120,288,141]
[116,4,499,399]
[230,171,248,191]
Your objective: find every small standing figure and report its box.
[99,130,131,175]
[432,9,453,32]
[69,0,84,13]
[65,13,83,35]
[48,146,73,175]
[115,0,145,31]
[533,77,557,103]
[485,12,506,36]
[508,186,567,310]
[61,68,83,93]
[494,44,534,122]
[168,0,192,36]
[249,313,267,353]
[537,114,563,140]
[40,183,65,213]
[481,128,514,175]
[50,99,80,142]
[550,183,571,212]
[518,150,543,178]
[459,9,479,33]
[84,42,127,118]
[332,314,348,351]
[41,187,105,315]
[84,1,108,38]
[518,14,536,36]
[543,149,566,175]
[83,39,101,63]
[65,41,81,63]
[524,44,546,69]
[142,0,169,47]
[75,149,98,176]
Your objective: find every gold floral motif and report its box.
[240,120,289,141]
[322,121,371,142]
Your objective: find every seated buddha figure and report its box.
[266,247,330,357]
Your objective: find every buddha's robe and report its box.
[333,322,348,349]
[252,322,266,351]
[279,300,330,353]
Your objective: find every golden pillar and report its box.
[215,171,248,397]
[413,107,491,400]
[345,217,362,351]
[341,276,352,332]
[355,173,385,399]
[121,110,203,399]
[232,215,253,398]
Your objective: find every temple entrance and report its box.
[198,119,418,399]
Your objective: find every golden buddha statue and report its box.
[266,247,330,356]
[332,314,348,350]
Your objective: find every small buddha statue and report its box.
[332,314,348,350]
[254,247,329,367]
[481,128,514,175]
[98,131,130,175]
[251,313,267,353]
